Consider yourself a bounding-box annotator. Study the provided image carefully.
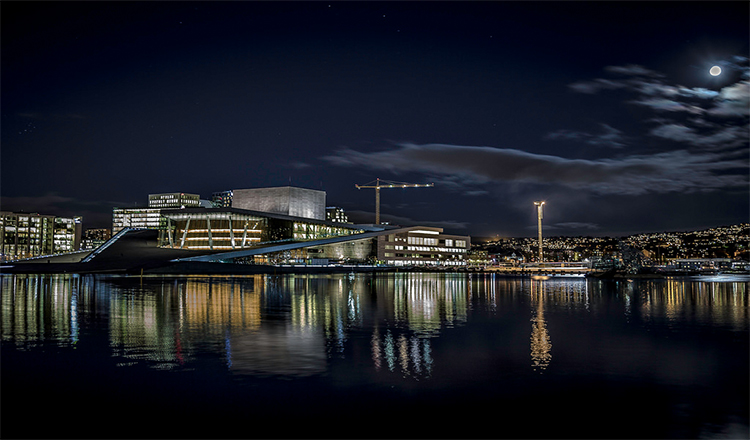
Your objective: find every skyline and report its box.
[2,1,748,237]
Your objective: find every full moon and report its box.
[710,66,722,76]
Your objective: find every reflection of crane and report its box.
[355,178,434,225]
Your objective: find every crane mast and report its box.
[355,178,434,225]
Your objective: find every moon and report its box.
[710,65,722,76]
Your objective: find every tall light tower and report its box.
[534,201,545,262]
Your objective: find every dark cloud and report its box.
[345,210,469,231]
[323,143,747,196]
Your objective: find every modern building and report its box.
[81,228,112,250]
[211,190,233,208]
[155,206,470,267]
[0,211,82,261]
[326,207,349,223]
[113,192,201,233]
[231,187,326,220]
[148,193,200,209]
[157,207,367,252]
[378,227,470,266]
[112,207,163,233]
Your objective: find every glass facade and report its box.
[0,212,82,261]
[148,193,200,209]
[112,208,163,233]
[159,209,364,251]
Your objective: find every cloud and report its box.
[649,123,749,150]
[707,80,750,117]
[545,123,626,148]
[344,209,469,230]
[604,64,665,78]
[628,97,706,114]
[565,60,749,156]
[323,143,748,196]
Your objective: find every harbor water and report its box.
[1,273,748,439]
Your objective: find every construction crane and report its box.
[355,178,434,225]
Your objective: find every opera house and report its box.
[3,186,470,274]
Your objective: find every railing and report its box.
[80,228,134,263]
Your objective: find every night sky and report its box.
[2,1,748,238]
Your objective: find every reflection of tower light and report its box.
[530,283,551,371]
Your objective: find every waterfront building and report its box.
[378,227,470,266]
[211,190,233,208]
[0,211,82,261]
[326,207,349,223]
[157,207,366,252]
[112,207,163,233]
[148,193,200,209]
[156,207,470,267]
[81,228,112,250]
[672,258,734,272]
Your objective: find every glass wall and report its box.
[159,210,364,251]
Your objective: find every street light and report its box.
[534,201,545,262]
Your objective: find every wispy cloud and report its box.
[545,123,626,148]
[563,59,749,154]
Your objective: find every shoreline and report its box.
[1,260,748,279]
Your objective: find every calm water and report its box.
[1,273,748,439]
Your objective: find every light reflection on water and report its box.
[1,272,748,438]
[2,274,748,375]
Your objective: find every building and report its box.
[326,207,349,223]
[155,206,470,267]
[231,187,326,220]
[673,258,734,272]
[157,207,366,252]
[113,192,201,233]
[211,190,233,208]
[81,228,112,250]
[0,211,82,261]
[148,193,200,209]
[378,227,470,266]
[112,207,163,233]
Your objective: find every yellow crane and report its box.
[355,178,434,225]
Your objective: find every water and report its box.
[1,273,748,439]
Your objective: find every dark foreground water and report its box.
[1,273,748,439]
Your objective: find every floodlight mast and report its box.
[534,201,545,262]
[355,178,434,224]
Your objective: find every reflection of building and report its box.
[0,212,82,261]
[0,275,77,344]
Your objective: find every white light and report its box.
[710,66,721,76]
